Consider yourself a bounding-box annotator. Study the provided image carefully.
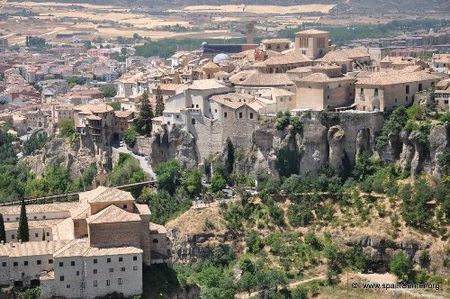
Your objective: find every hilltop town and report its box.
[0,1,450,299]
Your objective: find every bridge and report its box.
[0,180,157,207]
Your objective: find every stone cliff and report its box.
[25,136,109,182]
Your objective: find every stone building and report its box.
[294,29,330,59]
[261,39,291,52]
[432,53,450,74]
[263,49,312,73]
[434,78,450,111]
[294,65,356,110]
[0,186,168,298]
[234,73,296,95]
[355,71,441,112]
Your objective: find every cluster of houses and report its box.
[0,29,449,159]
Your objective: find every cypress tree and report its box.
[134,91,153,136]
[17,199,29,242]
[155,86,165,117]
[0,213,5,243]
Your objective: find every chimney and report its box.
[246,22,255,45]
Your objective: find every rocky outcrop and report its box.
[343,234,450,274]
[133,126,198,169]
[24,137,103,180]
[427,124,449,177]
[238,111,384,176]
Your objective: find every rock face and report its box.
[133,126,198,169]
[343,234,450,274]
[238,111,384,176]
[25,137,105,180]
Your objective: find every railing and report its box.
[0,180,157,206]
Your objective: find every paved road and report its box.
[113,145,156,178]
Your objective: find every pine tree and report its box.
[134,91,153,136]
[17,199,29,242]
[0,213,5,243]
[155,86,165,117]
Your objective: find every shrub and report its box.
[389,252,412,282]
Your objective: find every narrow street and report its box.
[112,145,156,178]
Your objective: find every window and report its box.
[60,276,64,282]
[46,232,50,237]
[123,204,127,209]
[395,98,398,103]
[37,260,41,265]
[107,258,111,263]
[118,278,123,285]
[2,262,6,267]
[360,88,364,95]
[106,280,111,286]
[35,233,38,237]
[13,262,18,267]
[121,267,126,272]
[109,268,114,273]
[34,216,37,220]
[48,259,53,264]
[93,259,98,264]
[374,88,378,96]
[24,261,28,266]
[224,112,228,118]
[214,109,217,113]
[71,261,75,266]
[133,256,137,261]
[119,257,123,262]
[191,119,196,125]
[195,104,199,108]
[239,112,243,119]
[93,269,98,274]
[93,280,98,287]
[66,285,70,289]
[76,271,80,276]
[406,96,409,102]
[59,262,64,267]
[153,238,159,243]
[250,113,254,119]
[418,83,423,91]
[133,265,138,271]
[406,85,410,94]
[11,235,15,239]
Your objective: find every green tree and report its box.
[123,126,137,148]
[155,86,165,117]
[59,119,76,138]
[134,91,153,136]
[180,169,202,198]
[0,213,5,242]
[389,252,412,282]
[17,199,29,242]
[101,84,118,98]
[142,190,191,224]
[246,230,263,254]
[210,172,227,193]
[155,160,181,195]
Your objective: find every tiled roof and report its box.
[202,61,220,70]
[80,186,134,204]
[0,240,69,257]
[87,205,141,224]
[189,79,227,90]
[320,48,370,62]
[299,73,354,83]
[356,71,440,86]
[0,202,80,216]
[237,73,294,86]
[210,93,256,110]
[149,222,167,234]
[264,49,311,66]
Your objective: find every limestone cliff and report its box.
[24,136,108,181]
